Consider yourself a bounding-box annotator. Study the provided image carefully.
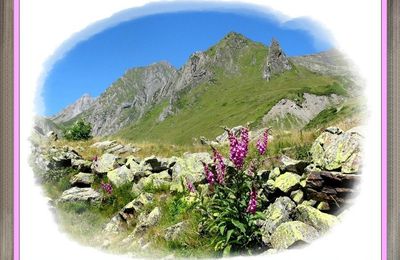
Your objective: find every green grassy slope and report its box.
[303,100,363,130]
[115,42,349,145]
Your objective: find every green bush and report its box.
[63,119,92,141]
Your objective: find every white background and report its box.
[20,0,382,259]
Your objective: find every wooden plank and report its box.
[388,0,399,259]
[0,0,14,259]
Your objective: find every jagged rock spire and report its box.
[263,38,292,81]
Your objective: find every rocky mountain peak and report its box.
[263,38,292,81]
[52,93,96,124]
[83,60,178,136]
[220,32,250,48]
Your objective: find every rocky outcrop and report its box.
[170,152,212,192]
[164,221,188,241]
[57,187,101,203]
[103,193,154,234]
[274,172,301,193]
[132,171,171,195]
[310,127,362,173]
[82,62,178,136]
[91,140,140,155]
[33,146,81,173]
[92,153,120,174]
[52,94,96,124]
[295,204,339,232]
[46,131,58,141]
[291,49,350,76]
[262,93,345,129]
[70,172,95,187]
[258,197,296,245]
[127,207,161,241]
[33,116,62,138]
[107,165,134,187]
[71,159,92,172]
[263,39,292,81]
[304,171,360,209]
[270,221,318,250]
[278,155,309,174]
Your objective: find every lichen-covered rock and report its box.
[310,127,362,173]
[103,193,154,234]
[40,147,82,170]
[170,152,212,192]
[265,179,276,193]
[269,167,281,180]
[46,131,58,141]
[125,156,141,168]
[70,172,95,187]
[103,215,127,234]
[90,140,118,150]
[304,163,321,173]
[301,200,317,207]
[278,155,309,174]
[107,165,134,187]
[131,207,161,238]
[71,159,92,172]
[295,204,339,232]
[58,187,101,203]
[123,193,154,217]
[304,171,360,209]
[270,221,319,250]
[125,156,153,181]
[140,156,171,173]
[92,153,120,174]
[106,144,124,154]
[274,172,301,193]
[132,171,171,194]
[164,221,188,241]
[317,201,330,211]
[259,197,296,245]
[290,190,304,204]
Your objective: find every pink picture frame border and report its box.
[11,1,388,259]
[381,0,388,259]
[13,0,20,259]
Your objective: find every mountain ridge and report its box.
[50,32,358,143]
[52,93,96,124]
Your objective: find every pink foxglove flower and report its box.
[228,127,250,169]
[212,148,226,184]
[186,179,196,193]
[202,162,215,185]
[256,129,269,155]
[246,188,257,214]
[101,182,113,195]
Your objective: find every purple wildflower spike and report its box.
[212,148,226,184]
[202,161,215,185]
[228,127,250,169]
[246,188,257,214]
[186,179,196,193]
[101,182,113,195]
[256,129,269,155]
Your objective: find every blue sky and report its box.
[43,11,333,116]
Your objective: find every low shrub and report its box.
[63,119,92,141]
